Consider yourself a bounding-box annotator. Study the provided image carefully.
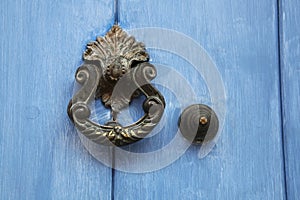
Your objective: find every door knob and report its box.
[67,25,165,146]
[178,104,219,144]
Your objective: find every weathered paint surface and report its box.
[0,0,299,199]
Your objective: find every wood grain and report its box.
[113,0,286,199]
[0,0,114,199]
[1,0,298,199]
[279,0,300,199]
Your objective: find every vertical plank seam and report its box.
[112,1,118,199]
[276,0,288,199]
[111,147,115,200]
[114,0,119,25]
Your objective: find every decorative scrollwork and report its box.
[68,25,165,146]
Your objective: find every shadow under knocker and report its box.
[67,25,165,146]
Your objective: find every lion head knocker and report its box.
[68,25,165,146]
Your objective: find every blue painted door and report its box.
[0,0,299,199]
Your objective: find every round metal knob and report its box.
[178,104,219,144]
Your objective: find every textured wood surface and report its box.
[280,0,300,199]
[0,0,299,199]
[114,0,286,199]
[0,1,114,199]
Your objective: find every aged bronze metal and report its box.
[68,25,165,146]
[178,104,219,144]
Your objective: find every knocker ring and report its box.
[68,25,165,146]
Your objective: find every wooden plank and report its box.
[279,0,300,199]
[0,1,114,199]
[113,0,286,199]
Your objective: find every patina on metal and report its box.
[68,25,165,146]
[178,104,219,144]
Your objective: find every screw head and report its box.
[200,116,208,125]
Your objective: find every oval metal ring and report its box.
[67,25,165,146]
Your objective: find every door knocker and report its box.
[68,25,165,146]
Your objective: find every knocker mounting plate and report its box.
[68,25,165,146]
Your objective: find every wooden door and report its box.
[0,0,299,199]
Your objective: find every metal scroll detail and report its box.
[67,25,165,146]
